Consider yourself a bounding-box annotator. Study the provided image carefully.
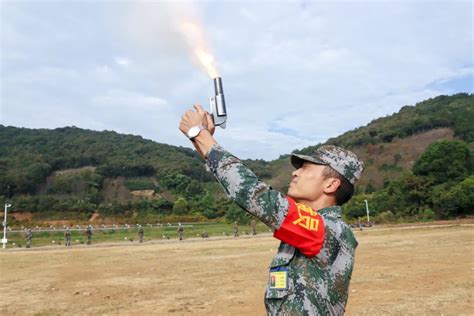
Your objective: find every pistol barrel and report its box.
[210,77,227,128]
[214,77,224,95]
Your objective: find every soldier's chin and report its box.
[287,187,298,199]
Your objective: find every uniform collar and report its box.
[289,197,342,218]
[318,205,342,218]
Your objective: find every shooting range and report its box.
[1,1,473,315]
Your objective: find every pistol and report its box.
[209,77,227,128]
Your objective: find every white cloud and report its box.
[92,90,168,110]
[114,57,131,67]
[240,7,257,22]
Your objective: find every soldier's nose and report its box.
[292,169,301,177]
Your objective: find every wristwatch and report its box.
[186,125,206,140]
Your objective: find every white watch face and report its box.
[187,126,202,139]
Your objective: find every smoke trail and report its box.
[120,2,218,78]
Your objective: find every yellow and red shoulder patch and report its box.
[273,197,325,257]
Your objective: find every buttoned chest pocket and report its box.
[265,256,295,313]
[265,243,295,304]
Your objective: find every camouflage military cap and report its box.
[291,145,364,185]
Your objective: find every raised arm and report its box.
[205,144,288,230]
[178,105,288,230]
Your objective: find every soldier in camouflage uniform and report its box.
[138,225,144,243]
[85,225,92,245]
[25,228,32,248]
[177,223,184,241]
[251,219,257,235]
[64,227,71,247]
[179,105,364,315]
[233,221,239,237]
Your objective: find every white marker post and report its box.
[364,199,370,223]
[2,204,11,249]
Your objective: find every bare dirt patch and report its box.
[0,212,33,221]
[1,224,472,315]
[89,212,100,222]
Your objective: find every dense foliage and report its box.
[0,126,210,197]
[412,140,472,184]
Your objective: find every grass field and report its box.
[3,222,270,247]
[1,223,473,315]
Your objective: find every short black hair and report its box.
[322,166,354,205]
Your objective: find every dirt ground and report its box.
[1,224,473,315]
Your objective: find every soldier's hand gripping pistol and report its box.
[209,77,227,129]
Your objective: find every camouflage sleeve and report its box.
[206,144,288,230]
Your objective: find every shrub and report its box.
[125,179,158,191]
[374,211,397,223]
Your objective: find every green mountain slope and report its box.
[0,126,209,196]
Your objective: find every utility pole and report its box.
[364,199,370,223]
[2,203,12,249]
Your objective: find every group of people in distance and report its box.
[20,221,259,248]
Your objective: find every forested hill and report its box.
[0,126,210,196]
[0,93,472,223]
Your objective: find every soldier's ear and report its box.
[323,178,340,194]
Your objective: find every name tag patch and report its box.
[269,267,288,290]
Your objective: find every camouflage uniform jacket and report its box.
[206,144,358,316]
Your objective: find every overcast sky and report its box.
[1,0,473,160]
